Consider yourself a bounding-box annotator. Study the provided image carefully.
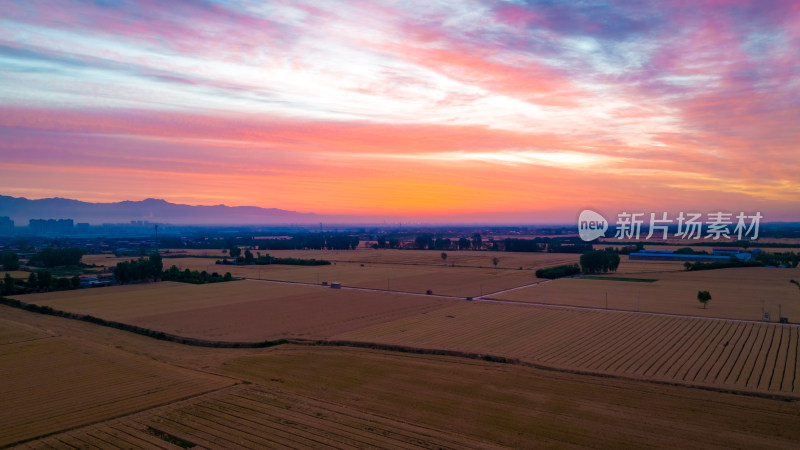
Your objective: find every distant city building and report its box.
[0,216,13,235]
[29,218,74,234]
[75,223,90,233]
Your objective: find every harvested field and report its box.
[494,266,800,321]
[29,346,800,449]
[198,248,580,269]
[0,336,233,447]
[334,301,800,397]
[0,271,29,279]
[0,317,54,344]
[13,280,459,340]
[171,257,549,297]
[29,384,497,449]
[6,307,800,449]
[217,346,800,449]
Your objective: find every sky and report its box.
[0,0,798,224]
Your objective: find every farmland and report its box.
[14,280,459,340]
[0,317,54,344]
[335,301,800,396]
[167,257,545,297]
[493,266,800,321]
[0,331,233,447]
[4,306,800,449]
[5,246,800,447]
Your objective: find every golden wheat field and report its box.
[0,270,29,279]
[13,280,459,340]
[170,257,544,297]
[495,266,800,321]
[5,307,800,449]
[6,246,800,447]
[0,317,54,344]
[334,301,800,397]
[195,248,581,269]
[0,333,233,447]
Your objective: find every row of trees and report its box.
[2,271,82,295]
[222,249,331,266]
[1,247,86,271]
[536,264,582,279]
[28,247,85,268]
[113,253,163,283]
[162,265,232,284]
[504,237,595,254]
[756,251,800,268]
[254,234,360,251]
[112,254,234,284]
[373,236,403,249]
[402,235,595,253]
[409,234,484,250]
[1,251,20,271]
[579,249,621,274]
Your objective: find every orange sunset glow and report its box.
[1,1,799,223]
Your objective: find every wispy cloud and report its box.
[0,0,798,221]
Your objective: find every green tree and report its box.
[56,277,71,290]
[71,276,81,289]
[472,233,482,250]
[697,290,711,309]
[229,247,242,258]
[27,272,38,290]
[580,249,620,274]
[150,252,163,277]
[492,256,500,268]
[441,252,448,265]
[244,249,254,264]
[29,247,84,268]
[1,251,20,271]
[2,273,15,295]
[414,235,433,250]
[36,270,52,291]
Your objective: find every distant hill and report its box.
[0,195,321,225]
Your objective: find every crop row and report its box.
[26,384,495,449]
[336,302,799,395]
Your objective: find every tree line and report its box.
[162,265,233,284]
[535,264,582,279]
[222,248,331,266]
[28,247,85,268]
[255,234,360,250]
[579,249,621,274]
[2,270,83,295]
[113,253,234,284]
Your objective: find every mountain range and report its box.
[0,195,323,225]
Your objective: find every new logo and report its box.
[578,209,608,241]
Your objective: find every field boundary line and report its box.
[242,277,470,300]
[477,279,552,298]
